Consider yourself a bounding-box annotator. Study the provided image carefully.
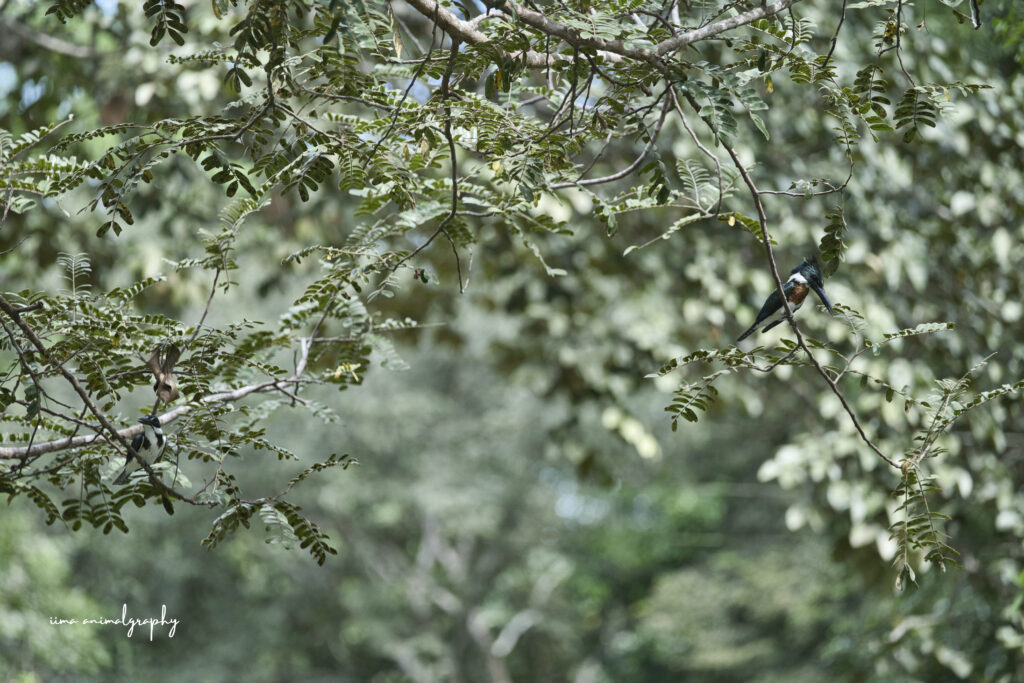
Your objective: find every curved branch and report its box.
[0,294,217,507]
[670,87,724,214]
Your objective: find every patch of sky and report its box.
[21,77,48,111]
[95,0,119,17]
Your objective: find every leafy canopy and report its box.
[0,0,1016,574]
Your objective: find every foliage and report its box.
[1,0,1023,678]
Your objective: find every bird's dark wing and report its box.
[736,281,795,342]
[126,432,147,469]
[131,432,147,453]
[115,433,150,484]
[751,286,788,326]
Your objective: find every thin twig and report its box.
[186,265,221,348]
[294,84,396,112]
[387,38,464,285]
[551,89,671,190]
[822,0,847,70]
[572,131,614,180]
[670,87,724,214]
[365,4,441,166]
[894,0,916,85]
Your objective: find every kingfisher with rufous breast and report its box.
[737,258,834,341]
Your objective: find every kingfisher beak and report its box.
[811,282,834,314]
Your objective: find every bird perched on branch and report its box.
[114,414,166,485]
[737,258,834,341]
[114,413,173,514]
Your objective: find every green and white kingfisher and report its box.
[736,258,834,341]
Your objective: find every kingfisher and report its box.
[736,258,834,341]
[114,414,166,485]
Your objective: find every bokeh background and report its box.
[1,1,1023,680]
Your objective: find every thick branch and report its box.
[401,0,804,69]
[655,0,801,55]
[496,1,657,66]
[402,0,554,67]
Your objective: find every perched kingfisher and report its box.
[736,258,834,341]
[114,414,166,485]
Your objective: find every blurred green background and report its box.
[1,1,1023,681]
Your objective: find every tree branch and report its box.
[716,139,899,470]
[0,336,318,461]
[0,18,103,59]
[402,0,803,69]
[822,0,848,70]
[671,88,898,470]
[402,0,554,67]
[658,0,802,54]
[185,265,222,348]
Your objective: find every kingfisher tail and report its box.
[736,323,758,342]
